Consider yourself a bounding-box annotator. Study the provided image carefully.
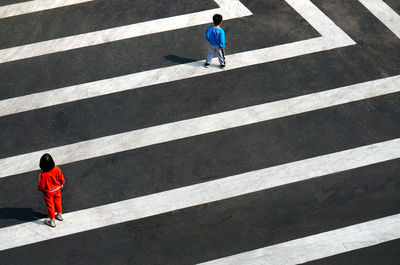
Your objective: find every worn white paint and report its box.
[199,213,400,264]
[0,0,95,19]
[359,0,400,38]
[0,75,398,179]
[0,0,355,116]
[0,0,252,64]
[0,139,399,251]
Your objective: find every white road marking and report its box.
[0,37,352,117]
[0,75,399,179]
[0,0,252,64]
[285,0,352,43]
[0,0,355,117]
[0,0,95,19]
[359,0,400,38]
[198,213,400,265]
[0,138,399,251]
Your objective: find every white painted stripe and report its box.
[0,0,354,116]
[359,0,400,38]
[198,213,400,265]
[0,0,252,64]
[0,139,399,251]
[0,75,399,179]
[0,0,95,19]
[285,0,353,43]
[0,36,354,117]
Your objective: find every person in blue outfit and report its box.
[205,14,226,68]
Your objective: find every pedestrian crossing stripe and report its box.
[0,0,96,19]
[0,0,355,116]
[198,213,400,265]
[359,0,400,39]
[0,0,252,64]
[0,138,399,251]
[0,0,399,261]
[1,75,398,179]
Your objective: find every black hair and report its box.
[213,14,223,26]
[40,153,55,172]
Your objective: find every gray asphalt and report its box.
[0,0,399,264]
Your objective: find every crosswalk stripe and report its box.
[0,75,398,179]
[0,0,95,19]
[198,213,400,265]
[358,0,400,38]
[0,0,354,116]
[0,37,353,117]
[0,138,398,251]
[0,0,252,64]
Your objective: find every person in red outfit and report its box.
[38,153,65,228]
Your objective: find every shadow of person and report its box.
[0,207,47,222]
[164,54,197,64]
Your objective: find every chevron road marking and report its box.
[199,213,400,265]
[0,0,252,64]
[0,139,399,251]
[359,0,400,38]
[0,75,399,179]
[0,0,355,116]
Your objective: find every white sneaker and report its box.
[55,213,63,221]
[45,219,56,228]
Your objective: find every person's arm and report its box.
[58,167,65,187]
[219,29,225,48]
[38,173,44,191]
[205,26,211,42]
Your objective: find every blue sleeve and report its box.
[205,27,211,42]
[219,29,225,48]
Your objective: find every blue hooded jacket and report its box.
[205,26,225,48]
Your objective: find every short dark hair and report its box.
[213,14,223,25]
[40,153,55,172]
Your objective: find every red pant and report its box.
[43,189,62,220]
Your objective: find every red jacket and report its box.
[38,166,65,192]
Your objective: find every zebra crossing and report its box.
[0,0,399,264]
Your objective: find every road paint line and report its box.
[0,0,252,64]
[0,0,354,116]
[0,36,353,117]
[198,213,400,265]
[285,0,354,44]
[0,75,399,179]
[0,139,399,251]
[359,0,400,38]
[0,0,95,19]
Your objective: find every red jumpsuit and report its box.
[38,166,65,220]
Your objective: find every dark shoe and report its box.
[45,219,56,228]
[220,64,225,68]
[204,62,210,68]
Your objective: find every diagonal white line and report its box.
[359,0,400,39]
[0,37,352,117]
[0,138,399,252]
[0,0,252,64]
[198,213,400,265]
[0,75,399,179]
[0,0,354,116]
[285,0,353,43]
[0,0,95,19]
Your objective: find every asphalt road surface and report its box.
[0,0,399,264]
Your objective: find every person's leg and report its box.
[43,193,56,227]
[54,190,63,221]
[217,46,226,66]
[206,45,217,64]
[43,193,55,220]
